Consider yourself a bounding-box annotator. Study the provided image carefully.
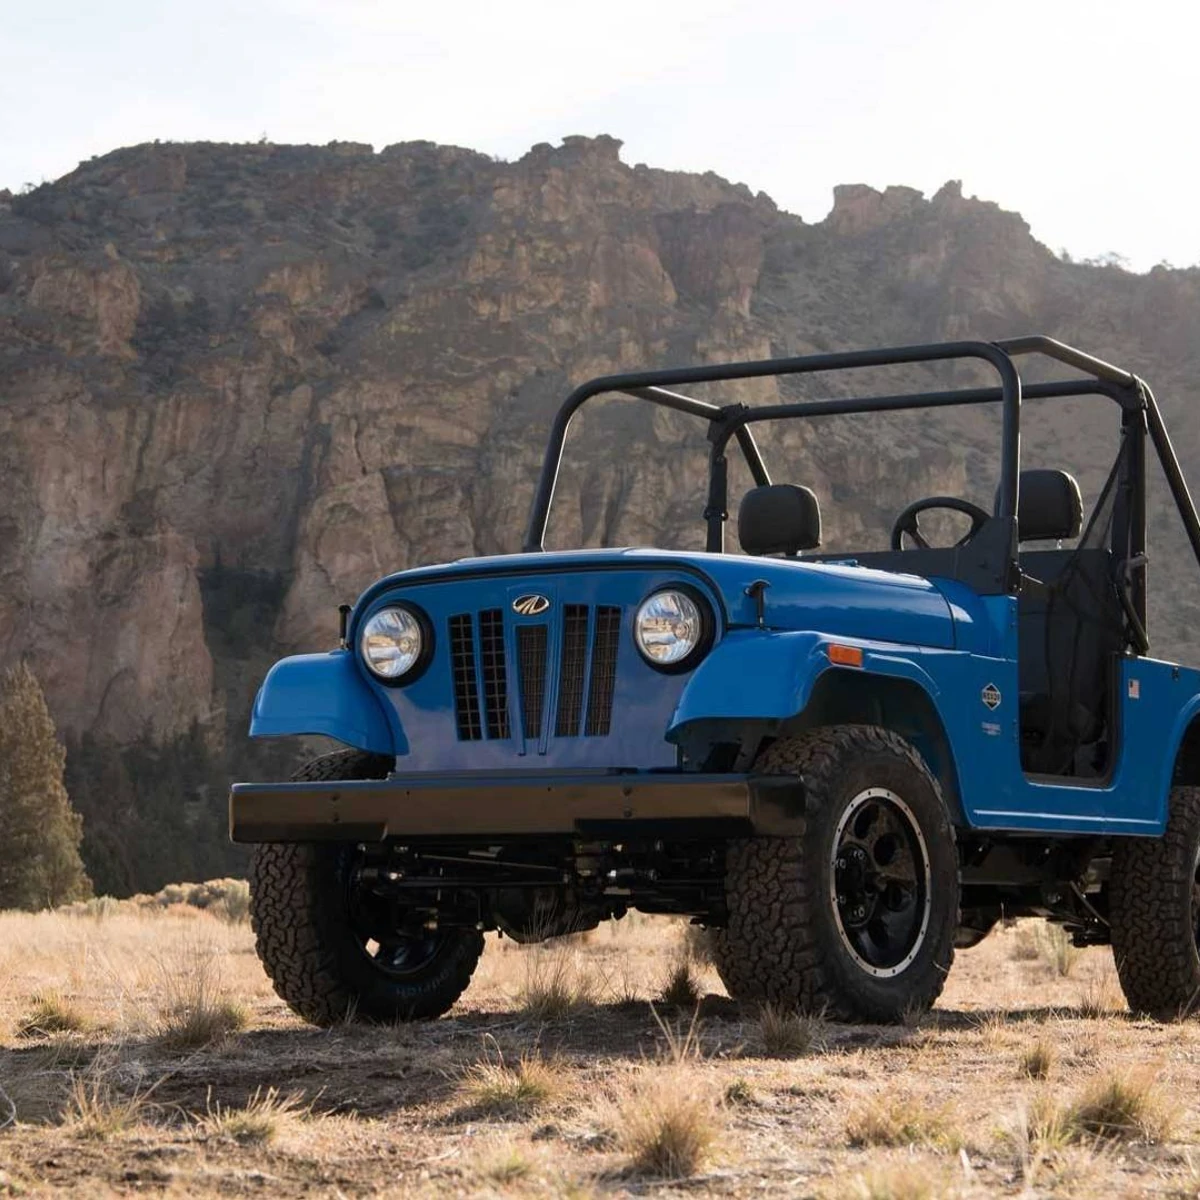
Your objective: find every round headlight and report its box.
[360,606,425,681]
[634,589,706,668]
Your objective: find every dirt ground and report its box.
[1,901,1199,1198]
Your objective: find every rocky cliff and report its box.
[3,135,1200,765]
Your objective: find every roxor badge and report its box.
[512,594,551,616]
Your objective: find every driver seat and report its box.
[738,485,822,556]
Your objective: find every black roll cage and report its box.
[522,336,1200,631]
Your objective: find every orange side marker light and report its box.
[828,644,864,668]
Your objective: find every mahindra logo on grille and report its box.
[512,594,551,616]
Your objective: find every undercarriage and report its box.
[350,836,729,941]
[347,830,1114,949]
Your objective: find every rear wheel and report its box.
[712,726,959,1022]
[1110,786,1200,1021]
[249,749,484,1026]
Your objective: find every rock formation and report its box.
[3,136,1200,766]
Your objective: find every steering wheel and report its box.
[890,497,991,551]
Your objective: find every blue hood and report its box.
[354,547,955,650]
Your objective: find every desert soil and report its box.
[0,902,1197,1198]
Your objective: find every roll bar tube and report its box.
[523,341,1023,552]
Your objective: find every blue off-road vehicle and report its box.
[232,337,1200,1026]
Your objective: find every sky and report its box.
[2,0,1195,271]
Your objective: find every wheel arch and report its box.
[786,669,966,826]
[1170,701,1200,789]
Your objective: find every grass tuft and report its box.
[1077,974,1124,1019]
[157,993,248,1049]
[656,957,702,1010]
[1037,923,1080,977]
[613,1067,718,1179]
[836,1163,950,1200]
[1067,1069,1172,1143]
[516,944,596,1022]
[845,1093,961,1150]
[198,1085,307,1145]
[757,1003,827,1057]
[15,991,89,1039]
[154,949,248,1049]
[482,1146,534,1184]
[61,1065,157,1140]
[461,1045,563,1118]
[723,1078,755,1106]
[1020,1039,1056,1081]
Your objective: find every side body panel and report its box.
[670,595,1200,835]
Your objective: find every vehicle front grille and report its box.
[448,613,482,740]
[585,606,620,736]
[517,625,548,739]
[479,609,509,739]
[449,603,621,745]
[554,605,589,736]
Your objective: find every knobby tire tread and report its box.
[712,725,959,1023]
[250,749,483,1026]
[1110,785,1200,1021]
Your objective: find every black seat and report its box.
[738,485,821,556]
[1016,469,1082,543]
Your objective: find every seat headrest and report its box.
[1016,469,1083,542]
[738,485,822,556]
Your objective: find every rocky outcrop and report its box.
[3,138,1200,757]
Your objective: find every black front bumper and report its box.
[229,771,806,843]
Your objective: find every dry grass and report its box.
[514,942,597,1021]
[60,1058,160,1140]
[757,1002,827,1057]
[479,1145,534,1185]
[610,1065,719,1179]
[154,942,250,1049]
[1037,922,1081,977]
[459,1043,564,1118]
[197,1085,308,1145]
[0,892,1197,1196]
[14,990,89,1038]
[1019,1038,1056,1080]
[656,957,702,1009]
[600,1007,719,1179]
[1067,1068,1173,1143]
[834,1164,951,1200]
[845,1093,962,1150]
[1077,972,1125,1018]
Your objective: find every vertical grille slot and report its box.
[555,605,589,737]
[449,614,482,740]
[517,625,549,741]
[585,605,621,736]
[479,609,509,739]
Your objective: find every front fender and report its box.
[667,629,940,738]
[250,651,401,757]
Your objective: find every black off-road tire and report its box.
[1110,786,1200,1021]
[249,749,484,1026]
[712,726,959,1023]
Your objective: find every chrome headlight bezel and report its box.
[632,586,714,673]
[358,603,433,685]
